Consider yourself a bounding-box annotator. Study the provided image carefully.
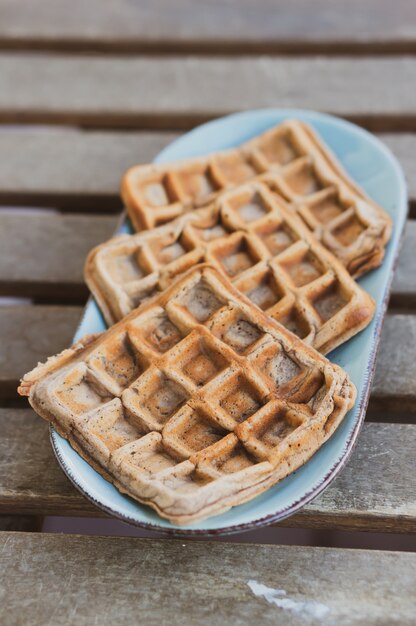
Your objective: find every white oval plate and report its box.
[51,109,407,536]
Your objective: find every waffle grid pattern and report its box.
[87,182,374,354]
[20,267,355,525]
[122,120,391,277]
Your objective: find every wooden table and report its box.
[1,2,416,624]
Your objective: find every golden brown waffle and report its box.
[87,182,375,355]
[122,119,391,277]
[19,266,355,525]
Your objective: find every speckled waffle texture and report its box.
[86,182,375,354]
[19,266,356,525]
[122,119,391,278]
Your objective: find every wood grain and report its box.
[390,221,416,307]
[0,54,415,130]
[0,213,414,304]
[1,533,416,626]
[0,0,414,589]
[1,0,416,54]
[0,305,82,399]
[0,211,117,298]
[370,315,416,413]
[0,129,176,209]
[1,410,416,533]
[0,129,414,209]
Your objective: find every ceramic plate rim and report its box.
[50,108,408,537]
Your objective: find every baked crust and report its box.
[19,265,356,525]
[86,181,375,354]
[122,119,392,278]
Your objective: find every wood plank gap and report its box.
[0,192,122,212]
[0,515,42,532]
[0,195,413,216]
[0,281,89,302]
[0,112,416,133]
[2,39,416,56]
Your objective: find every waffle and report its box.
[122,119,391,278]
[19,266,356,525]
[87,182,375,355]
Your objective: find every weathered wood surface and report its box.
[0,212,414,303]
[0,306,82,399]
[0,129,176,209]
[0,211,117,298]
[0,129,414,208]
[1,0,416,54]
[370,315,416,412]
[1,409,415,532]
[1,305,415,410]
[0,0,413,598]
[0,55,415,130]
[1,532,415,626]
[391,220,416,307]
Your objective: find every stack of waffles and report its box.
[123,120,391,277]
[19,119,393,525]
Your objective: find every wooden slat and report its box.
[390,221,416,307]
[0,211,414,304]
[0,129,177,209]
[3,533,416,625]
[0,54,415,130]
[1,306,416,410]
[0,129,414,209]
[0,212,117,299]
[370,315,416,414]
[2,409,415,532]
[1,0,416,54]
[1,534,416,626]
[0,305,82,399]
